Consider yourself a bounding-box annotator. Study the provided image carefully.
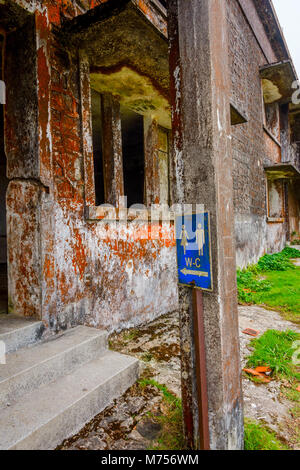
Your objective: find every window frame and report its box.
[79,52,172,221]
[266,178,285,223]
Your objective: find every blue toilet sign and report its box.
[175,212,213,291]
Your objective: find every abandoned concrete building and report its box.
[0,0,299,450]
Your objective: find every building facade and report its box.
[0,0,299,333]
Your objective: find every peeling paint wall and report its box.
[2,0,298,330]
[288,181,300,236]
[3,0,177,330]
[227,0,296,268]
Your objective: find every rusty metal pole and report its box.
[192,288,210,450]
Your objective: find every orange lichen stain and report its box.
[57,270,72,303]
[37,38,51,182]
[43,254,55,280]
[90,0,108,8]
[72,231,88,280]
[137,0,154,22]
[47,5,61,25]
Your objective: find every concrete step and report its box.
[0,314,45,353]
[0,326,107,408]
[0,351,139,450]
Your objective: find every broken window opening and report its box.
[267,179,285,220]
[0,34,8,311]
[121,108,145,208]
[91,89,105,206]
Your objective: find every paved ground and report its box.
[59,305,300,450]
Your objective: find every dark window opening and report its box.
[264,102,280,141]
[267,179,284,219]
[0,34,8,310]
[91,89,105,206]
[121,108,145,208]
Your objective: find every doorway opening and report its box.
[0,34,8,314]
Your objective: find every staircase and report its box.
[0,315,139,450]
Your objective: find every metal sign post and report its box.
[192,287,210,450]
[176,212,212,450]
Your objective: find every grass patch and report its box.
[139,379,185,450]
[237,247,300,323]
[123,329,140,341]
[141,352,153,363]
[290,405,300,419]
[139,380,297,450]
[237,270,272,304]
[139,379,181,408]
[282,387,300,403]
[244,418,288,450]
[257,269,300,323]
[246,329,300,381]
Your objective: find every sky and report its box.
[272,0,300,78]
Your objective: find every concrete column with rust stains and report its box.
[79,51,96,207]
[168,0,244,450]
[101,93,124,207]
[144,116,160,206]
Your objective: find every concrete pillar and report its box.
[168,0,244,450]
[144,116,159,206]
[101,94,124,206]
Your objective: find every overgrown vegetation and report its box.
[139,379,185,451]
[237,247,300,323]
[244,418,288,450]
[290,232,300,246]
[138,379,298,450]
[237,270,271,304]
[246,329,300,381]
[282,387,300,403]
[257,251,296,272]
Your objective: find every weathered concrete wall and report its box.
[41,1,176,331]
[3,0,298,330]
[4,0,177,328]
[288,181,300,236]
[41,201,177,332]
[228,0,289,268]
[6,180,45,317]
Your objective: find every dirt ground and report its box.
[239,305,300,449]
[59,306,300,450]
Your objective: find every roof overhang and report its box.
[253,0,292,63]
[260,60,297,104]
[59,0,170,127]
[264,163,300,179]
